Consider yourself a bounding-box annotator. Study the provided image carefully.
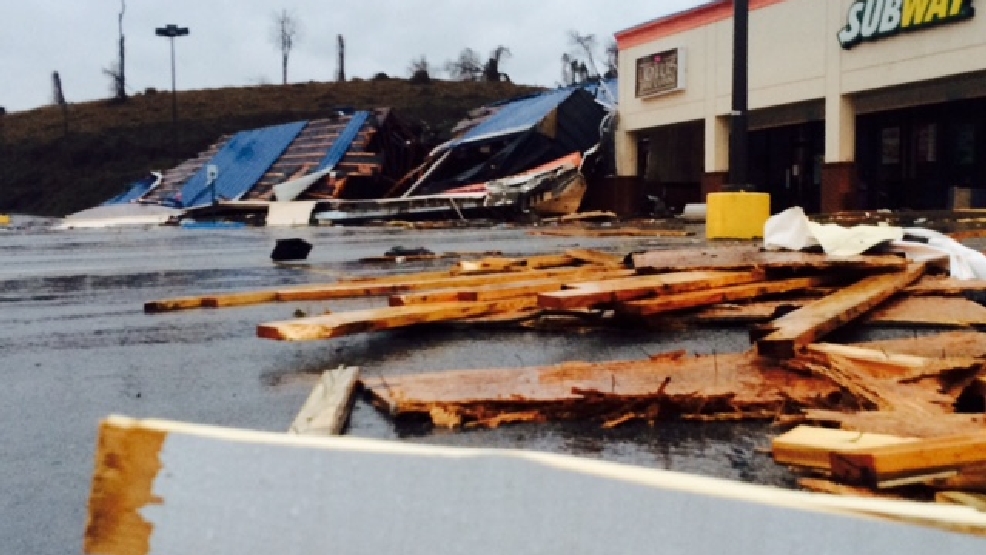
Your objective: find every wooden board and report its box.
[84,416,986,555]
[772,426,918,471]
[631,246,909,273]
[684,297,986,328]
[830,433,986,487]
[936,492,986,512]
[146,266,618,312]
[258,297,539,341]
[538,271,765,310]
[390,269,635,306]
[288,366,360,435]
[618,277,829,317]
[906,277,986,296]
[755,264,926,359]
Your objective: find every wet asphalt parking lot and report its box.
[2,221,828,554]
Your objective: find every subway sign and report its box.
[838,0,976,49]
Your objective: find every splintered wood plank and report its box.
[564,249,626,268]
[389,270,635,306]
[258,297,538,341]
[618,277,829,317]
[202,291,280,308]
[288,366,360,435]
[867,296,986,327]
[84,416,986,555]
[756,264,926,359]
[830,433,986,487]
[538,271,764,310]
[906,277,986,296]
[631,246,908,273]
[360,350,841,428]
[772,426,918,471]
[798,478,908,500]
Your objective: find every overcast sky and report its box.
[0,0,705,113]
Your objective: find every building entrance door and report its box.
[748,122,824,214]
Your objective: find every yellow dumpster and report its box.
[0,214,10,227]
[705,192,770,240]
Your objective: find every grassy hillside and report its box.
[0,80,541,216]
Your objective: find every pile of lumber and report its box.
[773,425,986,508]
[145,245,986,437]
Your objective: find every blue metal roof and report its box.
[451,88,577,147]
[178,121,307,207]
[103,174,160,205]
[316,111,371,171]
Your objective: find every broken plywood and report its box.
[360,351,840,429]
[755,264,926,359]
[84,416,986,554]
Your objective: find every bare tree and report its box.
[336,35,345,82]
[52,71,69,136]
[103,0,127,102]
[408,55,431,84]
[445,48,483,81]
[483,46,511,82]
[270,9,300,85]
[568,31,600,81]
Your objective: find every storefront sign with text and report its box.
[635,48,685,98]
[838,0,975,49]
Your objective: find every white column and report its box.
[615,129,638,176]
[705,115,730,173]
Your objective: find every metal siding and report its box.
[102,174,160,205]
[316,111,372,171]
[180,121,308,207]
[452,89,576,146]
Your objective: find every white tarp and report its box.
[56,204,182,229]
[763,207,986,280]
[273,168,334,202]
[267,201,317,227]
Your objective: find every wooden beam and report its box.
[538,271,765,310]
[867,296,986,327]
[618,277,829,317]
[85,416,986,554]
[755,264,925,359]
[831,433,986,487]
[631,246,908,273]
[772,426,918,471]
[390,270,635,306]
[936,492,986,512]
[288,366,360,435]
[258,297,539,341]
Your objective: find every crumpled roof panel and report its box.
[179,121,307,207]
[451,88,576,147]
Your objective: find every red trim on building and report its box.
[616,0,790,51]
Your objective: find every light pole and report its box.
[155,24,189,125]
[728,0,749,189]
